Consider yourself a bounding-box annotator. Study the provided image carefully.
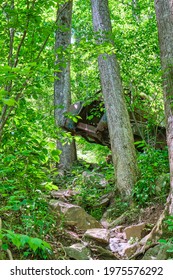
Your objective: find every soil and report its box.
[137,203,165,225]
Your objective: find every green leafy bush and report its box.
[158,216,173,259]
[133,148,169,206]
[0,97,62,258]
[0,230,52,259]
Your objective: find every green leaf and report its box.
[159,239,167,244]
[19,235,30,247]
[28,238,43,252]
[51,149,61,162]
[0,89,8,99]
[2,98,16,106]
[44,182,58,190]
[167,248,173,253]
[42,240,52,250]
[2,244,8,250]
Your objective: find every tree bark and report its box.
[54,0,77,170]
[90,0,138,196]
[154,0,173,214]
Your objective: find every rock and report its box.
[51,189,79,201]
[99,194,111,207]
[94,193,113,208]
[82,171,109,189]
[102,208,139,228]
[99,178,109,188]
[108,225,140,257]
[122,243,138,258]
[64,230,81,242]
[64,243,91,260]
[110,226,126,238]
[142,244,173,260]
[90,244,120,260]
[124,222,146,240]
[49,200,102,231]
[109,238,128,255]
[100,219,110,229]
[83,228,110,244]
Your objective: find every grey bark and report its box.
[90,0,138,196]
[154,0,173,214]
[54,0,77,170]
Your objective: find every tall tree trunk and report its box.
[154,0,173,214]
[90,0,138,197]
[54,0,77,170]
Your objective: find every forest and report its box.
[0,0,173,260]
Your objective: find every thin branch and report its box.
[36,1,70,61]
[13,0,33,67]
[5,1,15,92]
[0,80,29,139]
[14,29,28,67]
[36,34,51,60]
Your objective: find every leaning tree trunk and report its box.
[155,0,173,214]
[90,0,138,197]
[54,0,77,170]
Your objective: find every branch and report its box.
[0,80,29,139]
[36,34,51,60]
[36,1,70,61]
[13,0,36,67]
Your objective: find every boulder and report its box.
[122,243,139,258]
[110,226,126,238]
[51,189,79,201]
[64,243,91,260]
[124,222,146,240]
[89,244,120,260]
[83,228,110,244]
[109,237,128,255]
[49,200,102,231]
[142,244,173,260]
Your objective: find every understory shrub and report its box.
[133,147,169,206]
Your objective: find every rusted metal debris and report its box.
[62,100,166,150]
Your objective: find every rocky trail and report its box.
[49,189,170,260]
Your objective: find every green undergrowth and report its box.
[158,216,173,259]
[0,101,66,259]
[53,158,115,220]
[133,147,169,206]
[0,132,171,259]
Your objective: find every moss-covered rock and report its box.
[142,244,173,260]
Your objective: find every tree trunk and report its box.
[90,0,138,196]
[154,0,173,214]
[54,0,77,170]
